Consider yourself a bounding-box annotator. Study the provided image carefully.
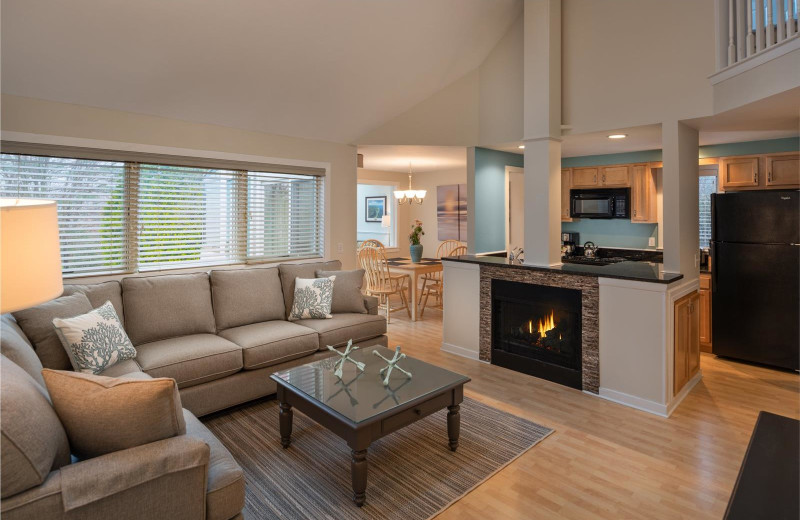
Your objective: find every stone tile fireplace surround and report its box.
[478,265,600,394]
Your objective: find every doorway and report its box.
[505,167,524,255]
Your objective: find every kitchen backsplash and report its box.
[561,219,658,249]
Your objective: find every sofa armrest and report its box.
[363,295,379,315]
[61,435,210,518]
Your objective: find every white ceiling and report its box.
[0,0,522,144]
[358,145,466,173]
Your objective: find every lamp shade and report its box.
[381,214,391,228]
[1,199,63,313]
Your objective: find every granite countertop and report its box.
[442,255,684,284]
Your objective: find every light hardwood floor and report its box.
[382,305,800,520]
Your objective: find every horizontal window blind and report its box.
[0,149,325,278]
[137,164,241,271]
[0,154,129,276]
[247,172,324,261]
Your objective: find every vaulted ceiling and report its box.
[1,0,522,144]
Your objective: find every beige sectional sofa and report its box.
[0,259,387,520]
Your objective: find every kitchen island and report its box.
[441,255,700,417]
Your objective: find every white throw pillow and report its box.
[288,276,336,320]
[52,301,137,374]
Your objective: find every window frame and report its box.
[1,142,327,279]
[698,169,719,250]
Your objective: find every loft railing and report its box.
[716,0,799,70]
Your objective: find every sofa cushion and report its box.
[52,301,137,375]
[96,358,144,378]
[1,314,46,388]
[295,313,387,350]
[184,410,245,520]
[1,357,71,498]
[219,321,319,370]
[12,293,94,370]
[317,269,367,314]
[210,268,284,330]
[62,281,125,326]
[122,273,216,345]
[42,369,186,460]
[135,334,242,388]
[278,260,342,318]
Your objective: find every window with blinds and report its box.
[0,151,325,277]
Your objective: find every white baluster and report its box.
[729,0,737,65]
[789,0,797,36]
[747,0,755,55]
[777,0,787,41]
[767,0,775,46]
[737,0,747,60]
[756,0,766,50]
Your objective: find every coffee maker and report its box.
[561,232,579,257]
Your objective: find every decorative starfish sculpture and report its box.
[373,346,412,386]
[327,340,365,379]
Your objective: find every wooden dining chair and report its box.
[419,245,467,317]
[419,240,465,305]
[357,245,410,324]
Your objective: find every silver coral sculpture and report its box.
[327,340,366,379]
[373,346,412,386]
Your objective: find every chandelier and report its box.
[393,164,426,205]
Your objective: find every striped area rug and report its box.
[203,396,553,520]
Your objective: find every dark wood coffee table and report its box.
[271,345,470,507]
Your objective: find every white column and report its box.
[662,121,700,278]
[522,0,561,267]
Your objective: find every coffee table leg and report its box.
[279,402,293,448]
[351,449,368,506]
[447,404,460,452]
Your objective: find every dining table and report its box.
[384,257,443,321]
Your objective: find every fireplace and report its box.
[491,279,583,389]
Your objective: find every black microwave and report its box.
[570,188,630,219]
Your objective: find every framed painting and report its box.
[365,196,387,222]
[437,184,468,241]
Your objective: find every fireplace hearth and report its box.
[491,279,583,389]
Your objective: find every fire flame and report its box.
[528,310,556,338]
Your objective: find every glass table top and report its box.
[270,345,470,424]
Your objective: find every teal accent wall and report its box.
[474,147,523,253]
[562,220,658,249]
[561,149,662,168]
[698,137,799,158]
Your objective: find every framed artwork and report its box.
[437,184,468,241]
[365,196,387,222]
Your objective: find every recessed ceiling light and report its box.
[608,134,628,139]
[518,145,525,149]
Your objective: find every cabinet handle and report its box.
[602,174,606,183]
[753,172,757,184]
[593,174,597,183]
[633,209,637,217]
[768,171,772,183]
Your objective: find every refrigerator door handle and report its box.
[710,242,717,293]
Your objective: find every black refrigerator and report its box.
[711,190,799,370]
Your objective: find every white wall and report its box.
[561,0,715,134]
[1,94,359,269]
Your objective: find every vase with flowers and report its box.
[409,220,425,263]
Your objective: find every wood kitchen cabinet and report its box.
[765,153,800,187]
[571,167,599,188]
[720,156,760,189]
[630,164,657,223]
[699,274,712,353]
[599,165,630,187]
[561,169,572,222]
[674,291,700,396]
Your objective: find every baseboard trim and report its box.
[596,388,669,417]
[441,342,481,361]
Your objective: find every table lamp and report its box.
[1,199,63,313]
